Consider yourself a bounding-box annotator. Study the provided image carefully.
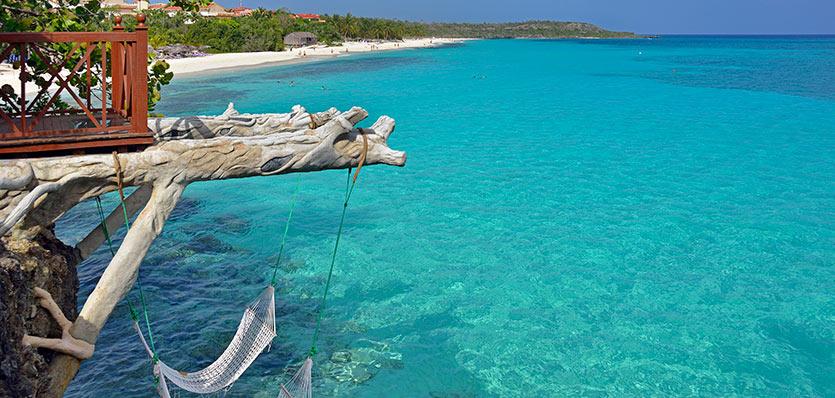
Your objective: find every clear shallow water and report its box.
[60,37,835,397]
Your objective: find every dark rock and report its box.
[322,338,404,386]
[152,44,210,60]
[330,350,351,363]
[184,233,234,254]
[0,232,79,397]
[212,214,251,234]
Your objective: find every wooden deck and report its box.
[0,111,154,156]
[0,15,152,158]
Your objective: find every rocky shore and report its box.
[1,232,78,396]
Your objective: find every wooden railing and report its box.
[0,15,149,141]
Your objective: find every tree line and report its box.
[143,11,636,53]
[144,10,428,52]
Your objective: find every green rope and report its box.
[138,285,159,364]
[118,193,131,230]
[271,176,302,286]
[114,189,158,363]
[99,187,159,386]
[103,187,159,364]
[112,154,161,389]
[95,196,116,257]
[128,301,139,322]
[309,168,359,356]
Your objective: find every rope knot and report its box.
[128,302,138,321]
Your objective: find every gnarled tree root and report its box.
[22,288,94,360]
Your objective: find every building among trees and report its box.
[198,2,230,17]
[284,32,318,48]
[100,0,150,14]
[291,13,326,23]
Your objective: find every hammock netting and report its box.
[132,286,277,396]
[123,161,366,398]
[278,357,313,398]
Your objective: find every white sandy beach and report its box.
[165,38,463,75]
[0,38,463,95]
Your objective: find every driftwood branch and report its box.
[75,185,151,260]
[22,288,94,360]
[0,103,405,396]
[0,103,404,239]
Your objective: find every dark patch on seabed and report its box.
[586,36,835,101]
[183,233,236,254]
[426,42,466,50]
[259,55,425,81]
[168,197,202,222]
[642,61,835,101]
[212,213,252,234]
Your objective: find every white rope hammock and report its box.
[278,357,313,398]
[132,286,276,397]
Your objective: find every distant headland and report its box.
[420,21,640,39]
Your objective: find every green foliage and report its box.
[0,0,108,33]
[145,9,283,52]
[167,0,210,13]
[143,11,428,53]
[326,14,426,40]
[148,60,173,111]
[0,0,207,113]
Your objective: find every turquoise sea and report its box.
[60,37,834,397]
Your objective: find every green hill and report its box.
[421,21,639,39]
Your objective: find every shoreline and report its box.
[166,38,466,77]
[0,38,466,94]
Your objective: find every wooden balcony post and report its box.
[111,16,124,114]
[19,43,27,136]
[131,14,148,134]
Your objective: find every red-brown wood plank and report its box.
[0,135,154,155]
[0,32,138,43]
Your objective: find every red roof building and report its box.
[147,3,182,14]
[229,6,253,16]
[292,13,325,22]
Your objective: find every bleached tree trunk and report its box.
[0,104,405,397]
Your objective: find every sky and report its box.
[212,0,835,35]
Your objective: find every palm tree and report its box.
[343,13,360,38]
